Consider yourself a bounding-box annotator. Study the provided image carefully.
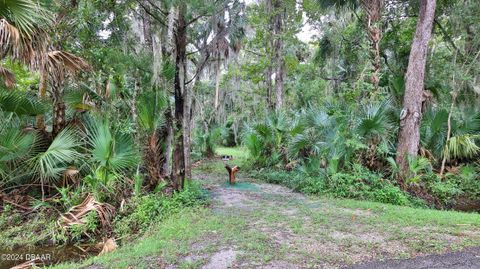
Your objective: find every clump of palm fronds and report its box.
[443,134,480,161]
[57,193,115,230]
[85,118,140,186]
[194,125,222,158]
[0,89,48,115]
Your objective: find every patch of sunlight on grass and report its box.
[216,147,248,162]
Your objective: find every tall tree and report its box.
[396,0,437,178]
[360,0,384,95]
[271,0,285,110]
[172,5,188,190]
[137,0,244,190]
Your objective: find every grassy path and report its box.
[56,148,480,269]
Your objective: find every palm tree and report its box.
[44,51,90,137]
[0,0,50,86]
[359,0,384,94]
[0,1,89,136]
[137,90,168,189]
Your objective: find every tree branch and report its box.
[185,53,210,85]
[135,0,167,27]
[434,18,464,58]
[244,49,265,57]
[145,0,169,16]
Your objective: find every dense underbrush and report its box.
[249,164,419,207]
[0,181,208,250]
[248,162,480,211]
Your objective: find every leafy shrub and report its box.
[243,112,292,167]
[429,180,463,203]
[251,165,412,206]
[67,211,99,243]
[114,181,208,239]
[193,126,222,158]
[438,165,480,201]
[325,166,411,206]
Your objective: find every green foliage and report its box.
[30,128,82,183]
[251,164,413,206]
[0,89,49,116]
[0,119,35,184]
[85,118,140,186]
[194,126,222,158]
[429,180,463,203]
[443,134,480,161]
[244,101,396,173]
[114,181,208,239]
[406,155,432,184]
[137,91,167,133]
[356,100,394,142]
[0,0,51,35]
[442,165,480,201]
[325,165,411,206]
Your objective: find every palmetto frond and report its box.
[0,0,50,36]
[0,7,50,67]
[0,89,49,115]
[420,107,448,158]
[443,134,480,161]
[0,119,36,184]
[57,193,114,229]
[356,100,393,141]
[0,127,35,163]
[137,91,167,132]
[30,128,83,182]
[46,50,91,85]
[85,119,139,183]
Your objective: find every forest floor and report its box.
[55,148,480,269]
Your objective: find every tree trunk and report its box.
[161,106,174,177]
[52,82,65,138]
[266,65,273,109]
[172,6,187,191]
[145,131,163,190]
[142,4,152,49]
[183,71,192,180]
[272,0,284,111]
[396,0,436,178]
[214,60,221,110]
[36,67,48,131]
[360,0,384,95]
[52,100,65,138]
[265,0,274,110]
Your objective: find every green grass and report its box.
[216,147,249,162]
[327,197,480,227]
[52,207,242,269]
[51,147,480,268]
